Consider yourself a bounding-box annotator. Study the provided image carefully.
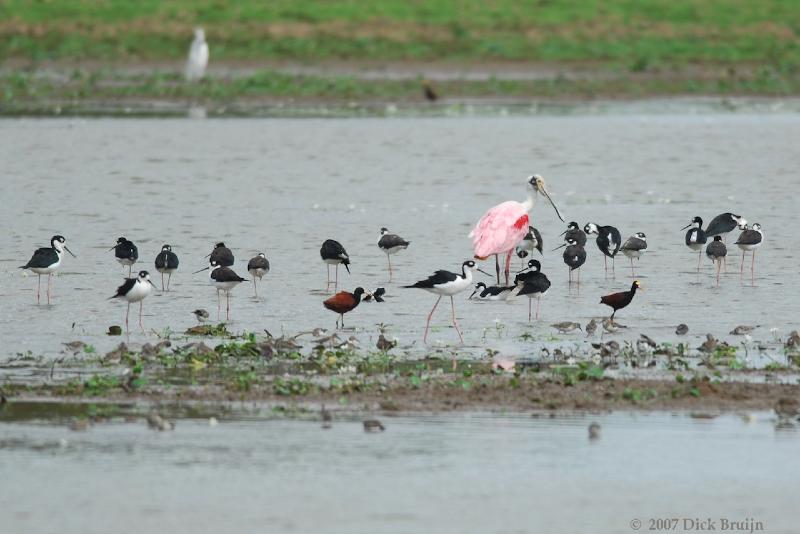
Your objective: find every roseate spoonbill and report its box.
[470,175,564,285]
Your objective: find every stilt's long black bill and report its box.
[468,290,477,299]
[476,268,494,277]
[149,280,162,291]
[552,244,566,251]
[193,266,210,274]
[344,263,351,274]
[64,246,77,258]
[680,223,692,230]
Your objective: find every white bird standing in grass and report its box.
[186,28,209,81]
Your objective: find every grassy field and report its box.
[1,0,799,68]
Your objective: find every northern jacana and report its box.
[20,235,76,304]
[600,280,641,320]
[154,244,179,291]
[323,287,365,329]
[377,228,409,281]
[584,223,621,274]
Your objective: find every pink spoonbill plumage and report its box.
[470,175,564,285]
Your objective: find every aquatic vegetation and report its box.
[185,323,233,337]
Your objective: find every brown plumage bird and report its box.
[422,79,438,101]
[323,287,365,329]
[600,280,642,320]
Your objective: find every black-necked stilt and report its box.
[682,216,707,271]
[195,260,247,320]
[323,287,365,329]
[735,222,762,277]
[584,223,621,274]
[600,280,642,320]
[509,261,551,322]
[404,260,482,344]
[470,175,565,286]
[154,244,179,291]
[705,213,746,241]
[112,237,138,276]
[110,270,156,333]
[320,239,350,291]
[207,242,234,267]
[561,221,587,247]
[20,235,76,304]
[620,232,647,277]
[377,227,410,281]
[514,225,543,264]
[553,237,586,285]
[362,287,386,302]
[247,252,270,297]
[551,321,582,333]
[468,281,514,300]
[706,236,727,285]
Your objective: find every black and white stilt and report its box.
[207,242,234,267]
[682,216,707,272]
[706,236,727,286]
[320,239,350,291]
[468,282,515,300]
[195,260,247,321]
[553,238,587,285]
[20,235,76,304]
[620,232,647,277]
[404,260,482,344]
[111,237,138,276]
[508,260,551,322]
[247,252,270,297]
[110,270,156,333]
[377,228,410,281]
[154,244,179,291]
[735,223,762,279]
[584,223,621,274]
[705,213,746,241]
[560,221,587,246]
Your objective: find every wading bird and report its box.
[112,237,138,276]
[186,28,209,81]
[553,237,586,285]
[320,239,350,291]
[584,223,621,274]
[154,244,179,291]
[706,236,727,285]
[600,280,642,320]
[560,221,587,247]
[377,228,410,281]
[247,252,270,297]
[620,232,647,277]
[207,242,234,267]
[323,287,365,329]
[20,235,76,304]
[195,260,247,321]
[705,212,746,241]
[551,322,582,334]
[514,225,543,267]
[735,223,762,277]
[404,260,482,344]
[468,282,514,301]
[682,216,707,272]
[470,174,564,286]
[509,259,551,321]
[110,270,156,333]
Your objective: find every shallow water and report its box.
[0,114,798,363]
[0,411,797,534]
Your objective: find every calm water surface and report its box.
[0,411,797,534]
[0,115,798,360]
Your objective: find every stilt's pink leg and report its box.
[36,274,41,304]
[630,258,635,278]
[334,265,338,292]
[167,273,172,291]
[326,264,330,288]
[226,291,231,321]
[528,298,532,322]
[388,255,393,282]
[126,302,130,334]
[47,274,52,304]
[536,297,541,320]
[139,301,144,331]
[217,290,221,321]
[423,296,442,344]
[451,296,463,343]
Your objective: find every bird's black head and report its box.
[567,221,579,230]
[713,235,723,241]
[161,244,171,251]
[117,237,127,244]
[51,235,66,245]
[632,280,642,290]
[353,287,365,297]
[138,270,150,279]
[380,227,389,234]
[214,242,226,248]
[635,232,646,239]
[584,223,598,235]
[463,260,477,270]
[693,216,703,225]
[527,259,541,272]
[475,282,486,289]
[565,238,578,245]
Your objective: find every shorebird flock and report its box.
[19,174,762,342]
